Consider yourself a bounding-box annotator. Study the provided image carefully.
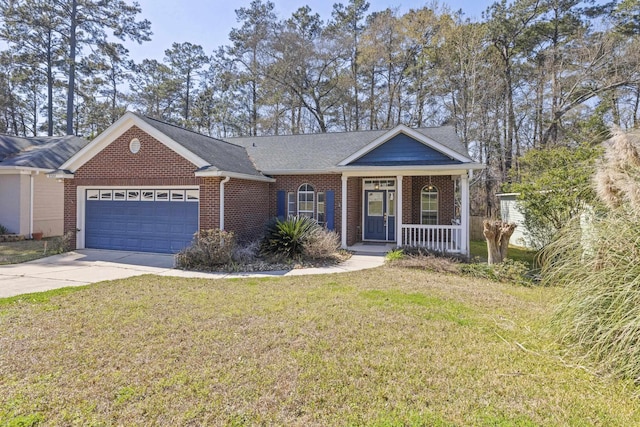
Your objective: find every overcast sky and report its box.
[126,0,493,62]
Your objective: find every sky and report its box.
[126,0,494,62]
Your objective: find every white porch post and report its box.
[461,172,470,256]
[341,175,348,249]
[396,175,403,247]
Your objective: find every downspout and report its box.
[219,176,230,230]
[29,172,35,238]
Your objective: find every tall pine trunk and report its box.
[66,0,78,135]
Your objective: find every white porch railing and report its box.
[401,224,462,253]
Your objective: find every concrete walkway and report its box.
[0,249,386,298]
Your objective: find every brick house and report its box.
[52,112,483,255]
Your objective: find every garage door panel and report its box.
[85,194,198,254]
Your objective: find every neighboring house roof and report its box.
[0,134,89,170]
[132,114,264,178]
[227,125,474,173]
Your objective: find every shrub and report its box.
[505,144,602,249]
[48,232,74,254]
[176,229,236,270]
[0,224,8,235]
[388,252,463,275]
[400,245,469,263]
[303,228,341,260]
[261,216,318,260]
[385,249,404,262]
[232,240,260,264]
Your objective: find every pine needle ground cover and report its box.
[1,268,638,426]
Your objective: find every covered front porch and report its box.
[339,169,472,255]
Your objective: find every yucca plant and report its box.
[261,216,319,260]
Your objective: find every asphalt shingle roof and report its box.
[226,126,471,172]
[0,134,89,170]
[133,114,264,177]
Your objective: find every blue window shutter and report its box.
[326,190,335,230]
[277,190,286,219]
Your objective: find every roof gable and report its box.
[339,125,470,167]
[61,113,209,172]
[348,133,462,166]
[60,112,264,179]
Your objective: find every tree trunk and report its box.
[483,219,516,264]
[66,0,78,135]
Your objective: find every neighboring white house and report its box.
[496,192,538,249]
[0,134,88,237]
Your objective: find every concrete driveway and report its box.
[0,249,385,298]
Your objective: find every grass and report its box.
[0,239,57,265]
[1,267,639,425]
[469,240,538,267]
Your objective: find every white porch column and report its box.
[461,172,470,256]
[341,175,348,249]
[396,175,403,247]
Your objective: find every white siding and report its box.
[499,194,534,249]
[33,173,64,236]
[0,174,30,235]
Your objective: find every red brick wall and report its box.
[64,126,220,249]
[402,176,413,226]
[411,175,456,225]
[346,177,361,246]
[268,174,343,232]
[224,178,270,242]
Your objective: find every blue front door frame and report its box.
[364,189,396,241]
[364,190,385,240]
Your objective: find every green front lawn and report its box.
[469,239,538,267]
[1,268,637,425]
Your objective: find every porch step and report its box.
[347,243,396,256]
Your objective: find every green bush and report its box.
[0,224,8,234]
[505,144,602,249]
[261,216,319,260]
[385,249,404,262]
[176,229,236,270]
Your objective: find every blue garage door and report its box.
[85,189,199,254]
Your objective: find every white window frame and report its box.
[297,184,315,218]
[421,185,439,225]
[317,191,325,226]
[287,192,295,217]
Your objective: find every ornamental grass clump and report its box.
[543,128,640,380]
